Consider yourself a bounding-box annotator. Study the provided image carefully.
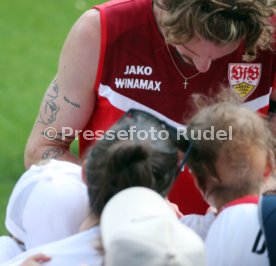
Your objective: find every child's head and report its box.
[84,109,181,217]
[186,102,275,209]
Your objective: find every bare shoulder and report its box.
[57,9,101,95]
[69,9,101,41]
[61,9,101,55]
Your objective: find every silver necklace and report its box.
[162,28,201,89]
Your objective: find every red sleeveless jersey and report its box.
[79,0,276,214]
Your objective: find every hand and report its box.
[206,206,217,215]
[165,198,184,219]
[20,254,51,266]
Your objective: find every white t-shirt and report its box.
[0,236,24,263]
[181,212,216,240]
[205,196,268,266]
[3,226,103,266]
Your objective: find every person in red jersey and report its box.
[24,0,276,214]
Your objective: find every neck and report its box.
[261,176,276,194]
[79,213,99,232]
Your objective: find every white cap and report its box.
[5,159,90,249]
[101,187,206,266]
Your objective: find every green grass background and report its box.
[0,0,104,234]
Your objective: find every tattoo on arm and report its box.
[42,148,65,160]
[41,131,75,145]
[38,80,60,125]
[64,96,81,108]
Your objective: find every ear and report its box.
[81,159,88,185]
[264,165,271,179]
[264,149,275,179]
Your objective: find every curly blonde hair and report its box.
[154,0,276,61]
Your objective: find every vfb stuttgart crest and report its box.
[228,63,261,100]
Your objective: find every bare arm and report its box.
[24,9,101,168]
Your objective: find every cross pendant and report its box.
[183,79,188,89]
